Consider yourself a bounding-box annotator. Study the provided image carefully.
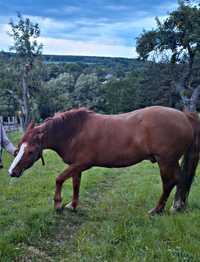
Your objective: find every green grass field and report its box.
[1,132,200,261]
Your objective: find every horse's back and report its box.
[71,106,196,166]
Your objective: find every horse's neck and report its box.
[42,130,60,151]
[40,112,85,156]
[41,122,69,153]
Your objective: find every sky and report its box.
[0,0,178,58]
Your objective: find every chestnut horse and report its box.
[8,106,200,214]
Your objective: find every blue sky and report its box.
[0,0,178,57]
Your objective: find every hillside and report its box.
[0,51,145,68]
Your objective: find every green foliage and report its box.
[2,14,44,129]
[43,54,136,67]
[0,52,184,119]
[38,73,73,118]
[9,13,42,64]
[136,2,200,62]
[103,71,141,113]
[72,73,103,110]
[136,30,159,61]
[135,63,182,109]
[136,1,200,111]
[0,54,19,116]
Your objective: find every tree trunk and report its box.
[180,86,200,112]
[6,67,31,132]
[21,73,30,130]
[18,115,24,133]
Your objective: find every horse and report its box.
[8,106,200,215]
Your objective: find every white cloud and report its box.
[158,2,179,13]
[0,10,170,58]
[0,18,137,58]
[27,15,74,32]
[105,5,130,11]
[0,23,14,50]
[39,36,137,58]
[47,5,81,14]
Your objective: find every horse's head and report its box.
[8,121,45,178]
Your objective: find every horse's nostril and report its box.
[10,171,17,177]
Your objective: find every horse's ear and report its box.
[26,120,35,131]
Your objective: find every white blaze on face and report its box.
[8,143,27,175]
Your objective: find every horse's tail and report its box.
[181,112,200,197]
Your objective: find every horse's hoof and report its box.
[148,208,163,216]
[148,208,157,216]
[55,203,64,213]
[170,206,185,214]
[65,202,76,212]
[55,207,64,213]
[170,206,178,214]
[170,200,186,214]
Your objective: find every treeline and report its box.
[0,54,185,121]
[1,51,143,68]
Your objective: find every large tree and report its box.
[7,13,43,129]
[136,1,200,111]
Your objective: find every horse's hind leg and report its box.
[148,161,179,215]
[171,169,188,213]
[171,186,187,213]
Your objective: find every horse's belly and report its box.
[95,149,146,168]
[98,159,143,168]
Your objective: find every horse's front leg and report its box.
[65,173,82,211]
[54,165,77,211]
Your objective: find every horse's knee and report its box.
[56,176,64,186]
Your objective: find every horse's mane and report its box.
[22,108,93,143]
[44,107,92,126]
[42,107,93,139]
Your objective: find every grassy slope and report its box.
[0,133,200,261]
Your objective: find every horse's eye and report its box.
[14,149,19,156]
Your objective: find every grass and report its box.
[0,132,200,261]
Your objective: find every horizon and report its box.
[0,0,178,58]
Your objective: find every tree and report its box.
[7,13,43,129]
[38,73,73,119]
[136,2,200,111]
[0,52,22,118]
[135,63,181,109]
[103,71,142,114]
[72,73,103,110]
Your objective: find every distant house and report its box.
[0,116,20,132]
[101,73,113,84]
[105,73,113,79]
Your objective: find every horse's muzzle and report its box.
[8,171,21,178]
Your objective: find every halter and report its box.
[41,153,45,166]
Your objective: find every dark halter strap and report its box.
[41,153,45,166]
